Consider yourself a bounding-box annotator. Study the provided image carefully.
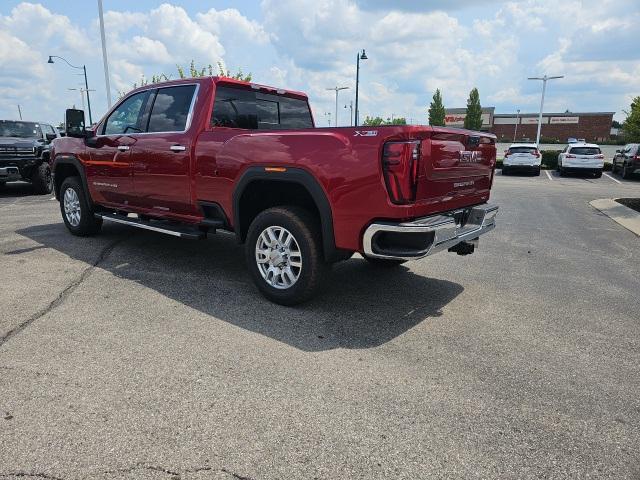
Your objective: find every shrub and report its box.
[541,150,561,169]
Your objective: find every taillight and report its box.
[596,154,604,159]
[504,150,510,157]
[382,140,420,204]
[534,150,540,158]
[566,154,576,158]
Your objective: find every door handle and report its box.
[170,145,186,152]
[117,145,130,151]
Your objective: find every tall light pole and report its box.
[97,0,112,108]
[344,101,353,126]
[528,75,563,146]
[48,55,93,124]
[17,105,22,120]
[513,109,520,142]
[354,49,368,126]
[326,86,349,127]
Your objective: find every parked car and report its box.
[0,120,59,193]
[612,143,640,179]
[502,143,541,175]
[557,142,604,177]
[52,77,498,305]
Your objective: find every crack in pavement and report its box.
[102,463,256,479]
[0,473,65,480]
[0,235,129,349]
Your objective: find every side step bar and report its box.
[95,212,206,240]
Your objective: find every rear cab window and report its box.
[508,147,537,154]
[569,147,601,155]
[211,85,313,130]
[147,85,197,133]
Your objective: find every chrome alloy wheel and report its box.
[255,226,302,289]
[63,187,81,227]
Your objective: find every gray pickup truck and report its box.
[0,120,58,194]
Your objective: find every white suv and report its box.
[557,143,604,178]
[502,144,541,176]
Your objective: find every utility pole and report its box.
[326,86,349,127]
[528,75,563,146]
[98,0,112,108]
[17,105,22,120]
[513,109,520,142]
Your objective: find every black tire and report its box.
[534,167,541,176]
[593,170,602,178]
[502,167,508,175]
[59,176,102,236]
[621,163,633,180]
[31,162,53,195]
[364,257,407,268]
[611,161,617,174]
[245,206,327,306]
[559,166,566,177]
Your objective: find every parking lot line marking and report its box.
[545,170,553,181]
[603,172,622,184]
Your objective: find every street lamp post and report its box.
[344,101,353,126]
[513,109,520,142]
[527,75,563,146]
[48,55,93,124]
[354,49,368,127]
[326,86,349,127]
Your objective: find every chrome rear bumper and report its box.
[362,203,498,261]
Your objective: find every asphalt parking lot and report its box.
[1,173,640,479]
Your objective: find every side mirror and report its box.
[65,109,86,138]
[45,132,57,142]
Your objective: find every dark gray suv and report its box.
[612,144,640,179]
[0,120,59,194]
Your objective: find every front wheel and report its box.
[31,163,53,194]
[59,176,102,236]
[621,164,633,180]
[245,206,327,306]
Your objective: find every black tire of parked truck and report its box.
[621,164,633,179]
[31,162,54,195]
[245,206,328,306]
[364,257,407,268]
[59,176,103,236]
[593,170,603,178]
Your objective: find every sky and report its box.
[0,0,638,126]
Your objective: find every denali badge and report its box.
[93,182,118,188]
[453,180,475,188]
[354,130,378,137]
[459,151,482,163]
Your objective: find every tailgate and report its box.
[415,128,495,205]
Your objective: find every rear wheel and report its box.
[59,176,102,236]
[621,163,633,179]
[559,166,566,176]
[611,161,617,174]
[593,170,603,178]
[534,167,541,176]
[31,163,53,194]
[245,206,327,305]
[502,167,508,175]
[364,257,407,268]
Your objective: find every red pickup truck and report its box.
[52,77,498,305]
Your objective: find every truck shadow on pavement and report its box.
[17,222,464,352]
[0,182,38,198]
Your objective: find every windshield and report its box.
[0,120,41,139]
[570,147,601,155]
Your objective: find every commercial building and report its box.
[444,108,614,142]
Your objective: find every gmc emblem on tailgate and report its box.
[459,151,481,163]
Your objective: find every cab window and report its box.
[103,91,150,135]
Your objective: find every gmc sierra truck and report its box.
[1,120,58,193]
[52,77,498,305]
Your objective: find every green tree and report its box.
[363,116,384,126]
[362,116,407,126]
[428,89,446,126]
[464,87,483,130]
[622,96,640,142]
[118,60,252,98]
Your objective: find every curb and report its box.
[589,198,640,237]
